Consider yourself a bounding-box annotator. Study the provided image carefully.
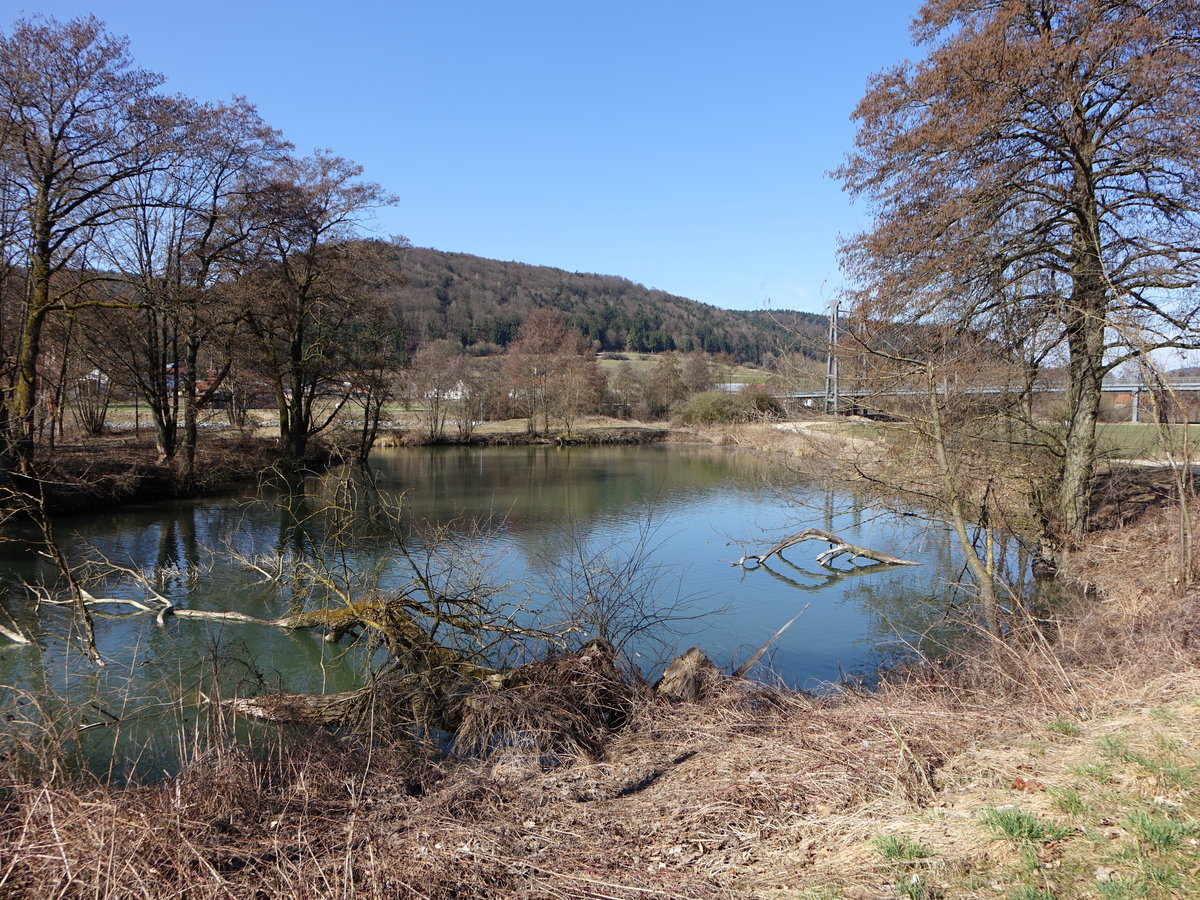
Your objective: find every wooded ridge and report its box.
[379,245,828,364]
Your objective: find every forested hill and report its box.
[377,246,827,363]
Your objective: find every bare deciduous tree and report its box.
[0,15,170,473]
[241,152,397,460]
[503,309,602,435]
[839,0,1200,550]
[409,340,462,442]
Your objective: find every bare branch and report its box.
[735,528,920,569]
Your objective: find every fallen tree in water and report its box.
[13,467,780,747]
[8,469,862,751]
[735,527,920,569]
[52,566,797,746]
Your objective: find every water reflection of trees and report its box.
[361,446,792,574]
[0,447,985,734]
[368,445,778,529]
[839,525,983,664]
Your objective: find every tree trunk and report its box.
[1058,187,1108,543]
[11,189,56,473]
[12,290,48,473]
[178,329,200,482]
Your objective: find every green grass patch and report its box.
[1048,786,1087,817]
[1094,880,1136,900]
[957,706,1200,900]
[1009,887,1055,900]
[1095,422,1200,460]
[1148,705,1178,725]
[897,874,939,900]
[796,887,843,900]
[1135,857,1184,893]
[874,833,934,863]
[979,807,1072,843]
[1100,735,1133,761]
[1045,718,1083,738]
[1126,810,1197,853]
[1152,733,1185,754]
[1069,761,1117,783]
[1130,754,1193,790]
[1097,732,1195,789]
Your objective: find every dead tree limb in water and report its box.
[64,588,500,680]
[0,620,31,646]
[736,528,919,569]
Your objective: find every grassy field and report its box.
[596,352,772,384]
[1095,422,1200,460]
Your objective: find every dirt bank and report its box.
[1,431,328,519]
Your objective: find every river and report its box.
[0,444,973,775]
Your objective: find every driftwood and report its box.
[0,622,31,645]
[655,647,722,702]
[225,687,376,727]
[655,605,809,701]
[735,528,919,569]
[730,605,808,678]
[58,588,495,679]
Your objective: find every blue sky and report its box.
[10,1,923,313]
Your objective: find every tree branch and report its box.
[735,528,920,569]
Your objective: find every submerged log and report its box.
[73,590,496,681]
[735,528,919,569]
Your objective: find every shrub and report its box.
[673,387,785,425]
[739,386,785,420]
[674,390,743,424]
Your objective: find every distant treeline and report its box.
[380,247,828,364]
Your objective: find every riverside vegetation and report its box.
[4,2,1200,896]
[0,419,1197,899]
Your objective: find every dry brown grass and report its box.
[2,503,1199,898]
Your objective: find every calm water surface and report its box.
[0,445,967,770]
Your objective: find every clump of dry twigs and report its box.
[456,639,639,763]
